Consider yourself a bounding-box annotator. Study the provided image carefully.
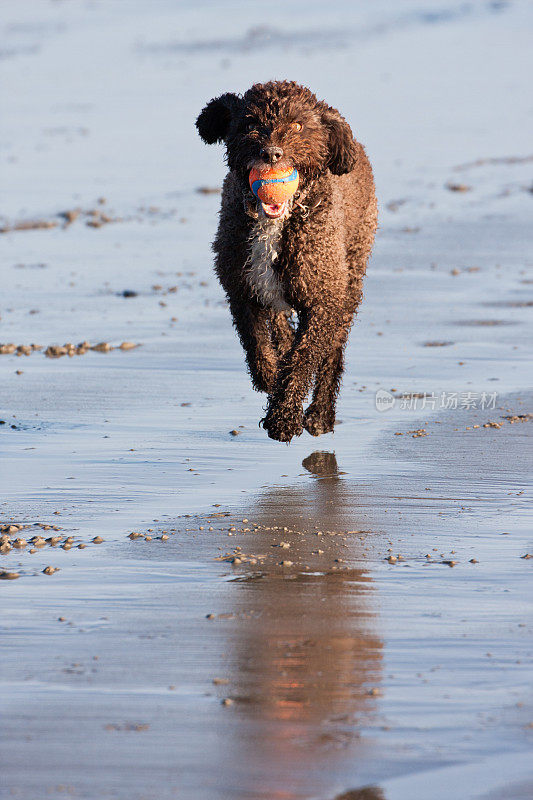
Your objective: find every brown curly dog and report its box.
[196,80,377,442]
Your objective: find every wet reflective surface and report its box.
[3,423,532,799]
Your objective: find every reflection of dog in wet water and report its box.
[196,80,377,442]
[302,450,339,477]
[334,789,385,800]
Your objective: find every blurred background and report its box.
[2,0,532,221]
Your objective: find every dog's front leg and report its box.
[262,308,338,442]
[269,310,295,361]
[229,301,278,394]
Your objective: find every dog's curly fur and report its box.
[196,80,377,442]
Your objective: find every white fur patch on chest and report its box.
[245,216,292,313]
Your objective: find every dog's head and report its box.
[196,80,358,219]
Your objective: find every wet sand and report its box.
[1,1,532,799]
[2,399,532,800]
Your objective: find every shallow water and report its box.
[1,1,533,798]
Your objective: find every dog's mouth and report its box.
[260,200,289,218]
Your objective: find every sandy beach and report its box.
[1,1,532,798]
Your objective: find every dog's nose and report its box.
[260,145,283,164]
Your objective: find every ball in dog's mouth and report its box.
[261,200,289,218]
[249,166,298,220]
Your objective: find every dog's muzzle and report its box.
[259,199,290,219]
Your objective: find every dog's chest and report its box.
[245,217,292,313]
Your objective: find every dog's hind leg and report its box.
[304,345,345,436]
[262,308,341,442]
[304,316,352,436]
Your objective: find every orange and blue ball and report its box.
[249,166,299,205]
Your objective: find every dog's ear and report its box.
[319,104,358,175]
[196,93,242,144]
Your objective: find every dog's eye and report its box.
[247,122,257,132]
[290,122,302,132]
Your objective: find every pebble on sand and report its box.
[12,538,27,548]
[31,536,46,547]
[446,182,471,192]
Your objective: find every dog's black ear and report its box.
[196,93,242,144]
[319,104,358,175]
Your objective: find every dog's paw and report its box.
[261,402,304,443]
[303,403,335,437]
